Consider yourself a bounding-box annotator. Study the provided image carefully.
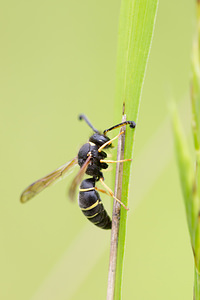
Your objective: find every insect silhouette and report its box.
[20,115,136,229]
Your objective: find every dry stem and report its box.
[107,114,126,300]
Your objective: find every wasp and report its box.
[20,115,136,229]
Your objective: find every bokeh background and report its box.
[0,0,195,299]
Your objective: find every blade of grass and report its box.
[192,4,200,298]
[171,106,196,242]
[172,104,200,300]
[172,2,200,287]
[109,0,159,299]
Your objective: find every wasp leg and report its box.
[98,131,124,152]
[99,178,129,211]
[100,159,132,163]
[103,120,136,135]
[80,184,111,197]
[80,185,113,196]
[95,187,109,195]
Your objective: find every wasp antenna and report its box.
[79,114,99,133]
[129,121,136,128]
[103,121,136,135]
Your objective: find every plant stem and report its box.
[192,3,200,298]
[194,268,200,300]
[107,114,127,300]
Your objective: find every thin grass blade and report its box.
[112,0,159,299]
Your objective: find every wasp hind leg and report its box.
[99,178,129,211]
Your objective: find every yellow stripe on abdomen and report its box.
[80,200,102,211]
[86,212,99,219]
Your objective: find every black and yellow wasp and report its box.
[20,115,136,229]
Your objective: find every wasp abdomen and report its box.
[79,178,111,230]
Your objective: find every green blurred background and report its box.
[0,0,195,299]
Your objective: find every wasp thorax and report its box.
[78,143,91,167]
[77,141,108,179]
[89,133,111,148]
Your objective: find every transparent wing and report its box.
[20,157,78,203]
[68,154,92,201]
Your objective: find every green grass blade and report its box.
[171,106,196,240]
[113,0,159,299]
[172,104,200,298]
[191,3,200,152]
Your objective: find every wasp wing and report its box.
[20,157,78,203]
[68,154,91,201]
